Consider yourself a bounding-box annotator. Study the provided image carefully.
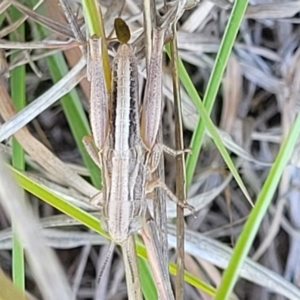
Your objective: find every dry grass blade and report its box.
[0,154,72,300]
[0,268,28,300]
[0,50,8,76]
[0,39,80,50]
[0,1,10,14]
[220,55,241,133]
[0,78,97,198]
[163,173,232,218]
[3,206,299,299]
[170,23,186,300]
[11,0,75,38]
[245,2,300,19]
[0,0,43,38]
[58,0,87,58]
[58,0,85,43]
[0,58,86,142]
[240,62,285,94]
[167,224,300,300]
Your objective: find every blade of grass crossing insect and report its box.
[10,165,107,237]
[9,166,219,297]
[138,257,157,300]
[168,264,219,298]
[215,113,300,299]
[9,5,25,291]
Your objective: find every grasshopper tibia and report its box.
[147,143,191,173]
[97,243,115,284]
[90,191,103,207]
[82,135,101,168]
[146,178,195,212]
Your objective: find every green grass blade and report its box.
[188,95,252,202]
[11,166,105,236]
[9,166,218,296]
[166,44,252,204]
[169,264,218,298]
[215,113,300,299]
[183,0,249,188]
[138,257,157,300]
[0,14,5,27]
[81,0,104,37]
[9,5,25,291]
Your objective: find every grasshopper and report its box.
[84,18,190,299]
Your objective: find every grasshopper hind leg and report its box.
[146,178,194,212]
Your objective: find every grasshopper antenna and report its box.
[97,242,115,284]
